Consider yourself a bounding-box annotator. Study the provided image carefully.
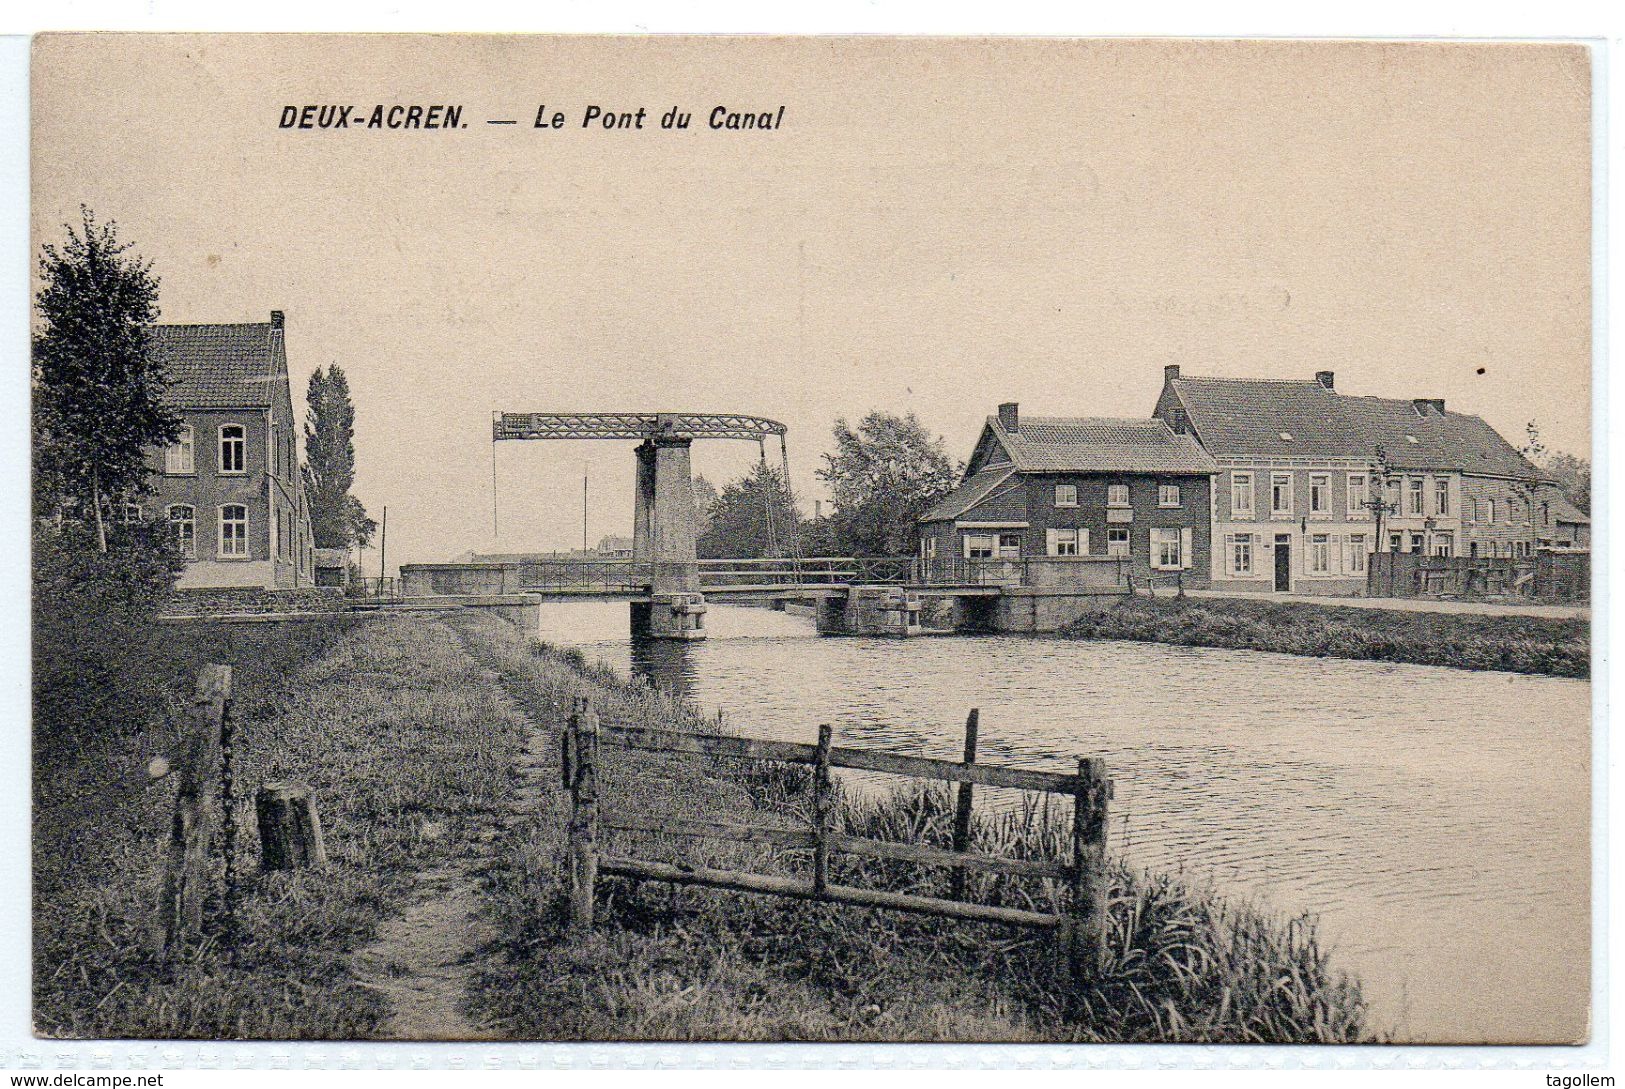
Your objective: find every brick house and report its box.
[1337,393,1554,561]
[1154,368,1377,595]
[1154,366,1563,594]
[918,403,1217,588]
[134,311,316,589]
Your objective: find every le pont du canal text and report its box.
[278,104,788,132]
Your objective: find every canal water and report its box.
[538,601,1590,1044]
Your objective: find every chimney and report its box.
[269,310,285,330]
[1315,370,1335,390]
[998,402,1019,433]
[1164,364,1180,384]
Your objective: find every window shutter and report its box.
[1078,529,1089,556]
[1045,528,1059,556]
[1180,528,1193,570]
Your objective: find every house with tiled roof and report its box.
[919,403,1217,588]
[1338,393,1554,561]
[134,311,315,589]
[1153,365,1562,595]
[1537,492,1590,551]
[1154,367,1381,594]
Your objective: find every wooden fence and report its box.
[147,663,327,960]
[1367,551,1589,602]
[562,699,1113,986]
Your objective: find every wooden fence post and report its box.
[812,723,834,895]
[568,696,600,932]
[1069,757,1111,996]
[950,708,979,899]
[255,781,328,871]
[152,663,230,959]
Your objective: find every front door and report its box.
[1274,534,1292,591]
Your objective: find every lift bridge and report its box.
[393,411,1034,640]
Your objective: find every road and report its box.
[1181,588,1589,621]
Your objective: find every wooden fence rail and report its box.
[564,699,1112,990]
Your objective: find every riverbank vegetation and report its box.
[1060,596,1587,679]
[36,609,1371,1043]
[33,615,531,1038]
[453,614,1371,1043]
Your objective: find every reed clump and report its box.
[463,619,1372,1043]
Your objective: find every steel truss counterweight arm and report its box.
[493,412,788,442]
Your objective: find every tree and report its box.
[697,461,800,559]
[816,411,958,555]
[32,207,177,551]
[1543,452,1590,514]
[302,364,376,549]
[691,474,720,539]
[1364,443,1399,551]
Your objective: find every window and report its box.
[1434,478,1450,516]
[1106,528,1130,558]
[165,425,195,474]
[1434,532,1454,558]
[1231,472,1254,516]
[219,424,246,474]
[1152,528,1183,570]
[1310,534,1330,574]
[1309,474,1330,514]
[1409,533,1424,553]
[1406,478,1424,515]
[168,505,196,558]
[1384,478,1400,512]
[1158,484,1181,508]
[1486,498,1497,524]
[1047,528,1081,557]
[1107,483,1130,508]
[1229,533,1254,576]
[1271,473,1293,515]
[1345,534,1368,574]
[964,534,995,560]
[1388,533,1402,552]
[122,503,144,525]
[1543,501,1551,526]
[1347,473,1367,515]
[219,504,248,558]
[997,533,1022,559]
[1054,483,1077,508]
[920,536,937,560]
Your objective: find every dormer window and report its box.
[1405,434,1419,444]
[1279,432,1294,442]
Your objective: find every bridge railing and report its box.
[517,560,655,593]
[695,556,915,587]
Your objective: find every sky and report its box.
[31,35,1593,573]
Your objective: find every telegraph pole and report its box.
[378,506,388,599]
[582,463,589,553]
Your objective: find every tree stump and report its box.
[256,781,328,871]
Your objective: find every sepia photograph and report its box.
[23,33,1595,1053]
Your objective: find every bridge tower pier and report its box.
[630,432,707,641]
[814,586,921,637]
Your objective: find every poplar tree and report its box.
[32,207,177,551]
[302,364,376,550]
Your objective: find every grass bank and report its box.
[1059,595,1587,678]
[452,614,1371,1043]
[33,614,532,1039]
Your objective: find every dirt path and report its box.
[349,649,557,1041]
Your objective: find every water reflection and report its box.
[534,599,1590,1045]
[627,633,698,701]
